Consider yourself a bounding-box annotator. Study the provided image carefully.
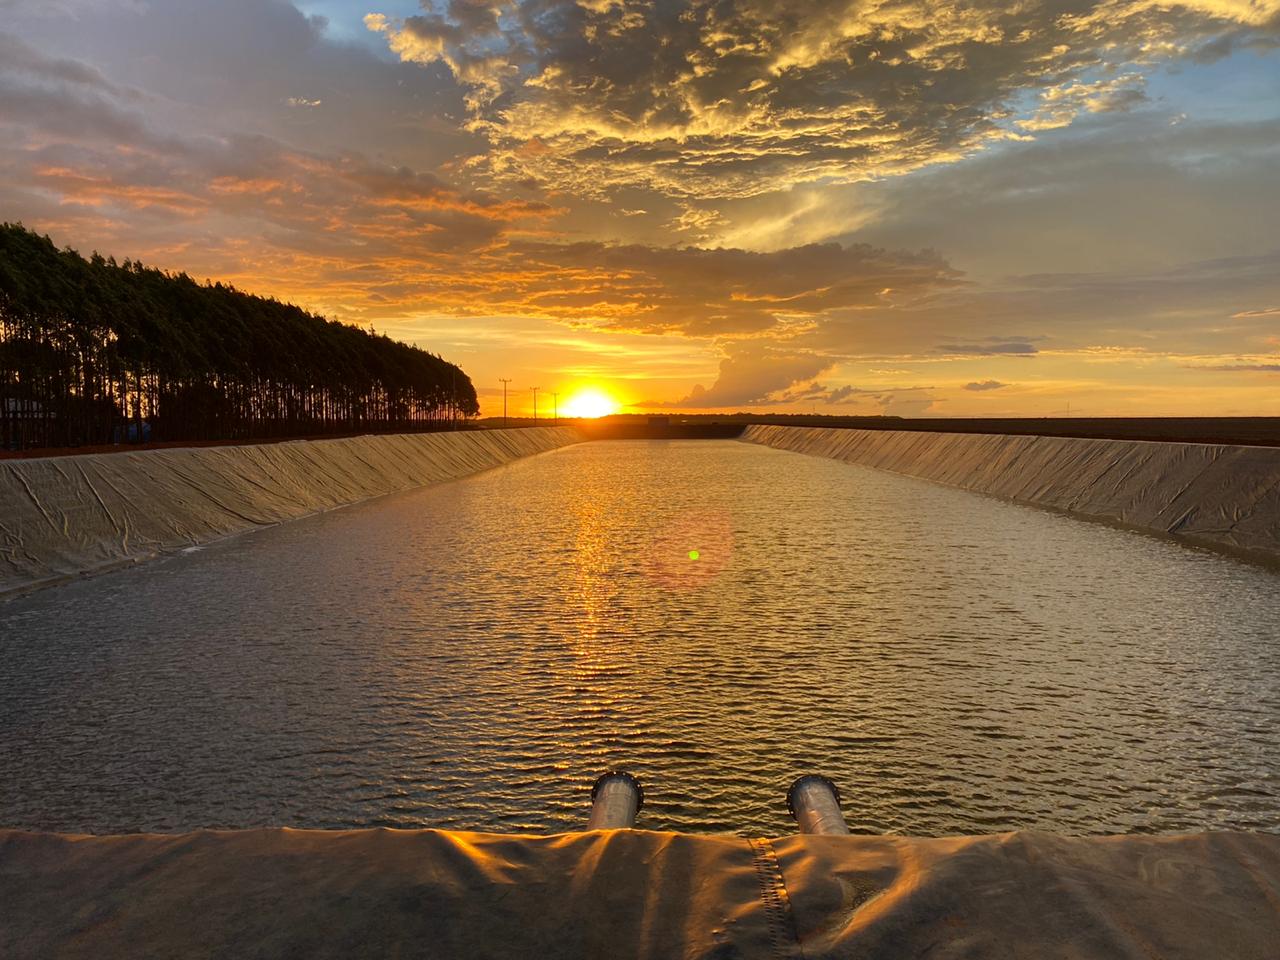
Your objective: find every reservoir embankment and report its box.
[0,427,579,598]
[744,425,1280,563]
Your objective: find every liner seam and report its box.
[748,837,804,959]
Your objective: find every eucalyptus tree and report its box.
[0,223,479,450]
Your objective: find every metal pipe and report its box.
[587,771,644,829]
[787,775,849,835]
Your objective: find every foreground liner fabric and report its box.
[1,828,1276,959]
[742,426,1280,563]
[0,428,581,598]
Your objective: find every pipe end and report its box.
[591,770,644,811]
[786,774,842,817]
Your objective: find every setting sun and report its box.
[561,388,619,419]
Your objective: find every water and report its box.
[2,440,1278,837]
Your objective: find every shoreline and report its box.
[0,427,582,599]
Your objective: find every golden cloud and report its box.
[371,0,1280,198]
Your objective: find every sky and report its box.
[1,0,1277,417]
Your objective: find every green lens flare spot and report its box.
[688,549,700,561]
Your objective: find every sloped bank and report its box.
[0,427,580,598]
[742,425,1280,562]
[2,827,1277,959]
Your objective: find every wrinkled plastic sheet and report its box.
[0,428,581,597]
[1,828,1276,959]
[742,426,1280,562]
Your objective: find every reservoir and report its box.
[1,439,1277,836]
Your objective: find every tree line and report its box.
[0,224,479,451]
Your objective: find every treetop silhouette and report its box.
[0,224,479,450]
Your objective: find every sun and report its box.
[561,387,619,419]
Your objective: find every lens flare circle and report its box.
[645,511,734,590]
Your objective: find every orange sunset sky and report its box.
[2,0,1277,417]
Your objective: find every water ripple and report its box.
[2,440,1279,837]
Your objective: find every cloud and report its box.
[937,339,1040,356]
[0,31,126,94]
[0,35,557,257]
[0,0,145,15]
[831,113,1280,278]
[370,0,1280,199]
[656,342,836,407]
[881,390,939,416]
[3,0,476,175]
[650,341,946,413]
[366,8,510,109]
[668,205,725,241]
[1017,75,1148,132]
[763,381,940,413]
[773,228,1280,365]
[475,240,960,337]
[1192,363,1280,372]
[13,32,1270,378]
[16,38,1270,375]
[767,381,861,405]
[964,379,1010,391]
[0,20,965,345]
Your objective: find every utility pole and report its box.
[499,378,511,429]
[531,386,539,424]
[551,391,559,426]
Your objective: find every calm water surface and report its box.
[2,440,1278,836]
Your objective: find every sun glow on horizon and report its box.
[561,387,620,419]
